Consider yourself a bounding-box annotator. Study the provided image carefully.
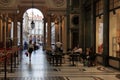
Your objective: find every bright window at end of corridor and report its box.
[23,8,44,44]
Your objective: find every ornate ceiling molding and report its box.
[0,0,18,13]
[0,0,18,9]
[0,0,12,7]
[52,0,65,7]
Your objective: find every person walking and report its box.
[28,40,34,61]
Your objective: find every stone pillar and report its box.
[79,0,85,50]
[6,18,12,48]
[6,15,9,48]
[66,0,70,49]
[13,14,18,46]
[62,15,67,53]
[2,13,8,80]
[91,0,96,53]
[59,16,62,42]
[43,18,46,50]
[103,0,109,66]
[0,13,2,42]
[55,17,59,42]
[3,14,7,48]
[20,19,23,48]
[7,19,12,39]
[46,15,51,50]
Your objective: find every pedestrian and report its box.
[55,41,62,53]
[28,40,34,61]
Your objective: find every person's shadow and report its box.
[27,61,33,74]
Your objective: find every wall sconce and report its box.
[113,10,116,15]
[99,15,101,19]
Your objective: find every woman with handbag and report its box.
[28,40,34,61]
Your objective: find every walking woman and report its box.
[28,40,34,61]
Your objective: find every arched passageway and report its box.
[22,8,44,50]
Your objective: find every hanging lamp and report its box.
[31,0,35,29]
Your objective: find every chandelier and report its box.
[31,0,35,29]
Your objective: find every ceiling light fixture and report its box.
[31,0,35,29]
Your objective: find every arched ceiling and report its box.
[0,0,67,21]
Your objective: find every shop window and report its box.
[96,16,103,54]
[109,10,120,57]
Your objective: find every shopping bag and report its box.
[25,51,28,57]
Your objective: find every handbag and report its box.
[25,51,28,57]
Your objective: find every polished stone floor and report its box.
[0,47,120,80]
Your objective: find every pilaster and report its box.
[103,0,109,66]
[46,15,52,50]
[43,18,46,50]
[13,14,18,46]
[91,0,96,53]
[20,19,23,47]
[79,0,85,50]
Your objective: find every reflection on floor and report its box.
[0,48,120,80]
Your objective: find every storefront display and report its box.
[96,17,103,54]
[110,10,120,57]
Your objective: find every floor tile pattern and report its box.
[0,48,120,80]
[0,76,65,80]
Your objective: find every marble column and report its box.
[79,0,85,50]
[13,14,18,46]
[7,19,12,39]
[66,0,70,49]
[59,16,62,42]
[55,17,59,42]
[6,15,9,48]
[62,15,67,53]
[43,18,46,50]
[20,19,23,48]
[2,13,8,80]
[90,0,96,53]
[103,0,109,66]
[46,15,51,50]
[2,14,7,48]
[0,13,2,42]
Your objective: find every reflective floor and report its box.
[0,47,120,80]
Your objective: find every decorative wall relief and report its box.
[0,0,17,8]
[52,0,65,7]
[0,0,11,7]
